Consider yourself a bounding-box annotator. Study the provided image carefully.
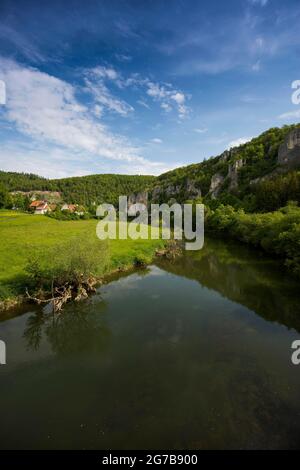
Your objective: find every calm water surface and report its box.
[0,238,300,449]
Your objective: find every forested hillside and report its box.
[0,172,156,206]
[1,123,300,212]
[151,123,300,212]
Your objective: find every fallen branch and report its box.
[25,275,100,313]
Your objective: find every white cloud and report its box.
[150,138,163,144]
[137,99,150,109]
[85,79,134,116]
[84,67,134,116]
[115,53,132,62]
[248,0,268,6]
[146,81,189,118]
[227,137,253,149]
[147,82,167,100]
[161,102,172,112]
[84,67,190,119]
[0,57,171,176]
[93,104,103,117]
[194,127,208,134]
[171,92,185,105]
[278,110,300,120]
[0,141,179,178]
[0,145,92,179]
[89,66,119,80]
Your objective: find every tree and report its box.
[0,184,11,209]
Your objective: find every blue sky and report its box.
[0,0,300,178]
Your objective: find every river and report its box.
[0,238,300,449]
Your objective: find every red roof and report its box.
[30,200,44,208]
[35,203,48,210]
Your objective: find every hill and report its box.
[149,123,300,212]
[1,123,300,212]
[0,172,156,207]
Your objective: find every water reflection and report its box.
[1,238,300,449]
[23,297,111,355]
[156,237,300,333]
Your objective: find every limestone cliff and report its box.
[278,127,300,168]
[150,178,201,203]
[209,173,225,199]
[227,159,244,190]
[127,191,148,215]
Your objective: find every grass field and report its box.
[0,210,166,301]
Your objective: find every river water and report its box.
[0,238,300,449]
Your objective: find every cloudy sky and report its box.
[0,0,300,178]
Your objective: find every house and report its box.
[34,202,49,215]
[29,200,44,210]
[61,204,77,213]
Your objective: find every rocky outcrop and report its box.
[185,179,201,199]
[10,190,61,202]
[228,159,243,190]
[165,184,181,198]
[209,173,224,198]
[278,127,300,168]
[128,191,148,215]
[150,184,180,202]
[151,179,201,203]
[128,191,148,207]
[151,186,162,202]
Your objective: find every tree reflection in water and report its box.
[23,296,111,355]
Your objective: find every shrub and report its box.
[25,236,109,292]
[206,203,300,276]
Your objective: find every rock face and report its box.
[209,173,224,198]
[227,159,243,190]
[278,128,300,168]
[185,179,201,199]
[164,184,181,198]
[127,191,148,215]
[150,184,180,202]
[151,179,201,203]
[151,186,162,202]
[128,191,148,206]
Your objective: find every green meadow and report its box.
[0,210,165,301]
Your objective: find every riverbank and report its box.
[2,202,299,312]
[0,210,167,313]
[205,202,300,277]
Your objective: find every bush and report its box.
[206,203,300,276]
[25,236,109,292]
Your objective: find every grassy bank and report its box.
[0,210,166,307]
[206,203,300,277]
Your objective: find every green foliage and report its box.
[0,183,12,208]
[251,171,300,212]
[25,237,109,291]
[206,203,300,276]
[0,171,156,206]
[47,209,84,221]
[10,193,30,210]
